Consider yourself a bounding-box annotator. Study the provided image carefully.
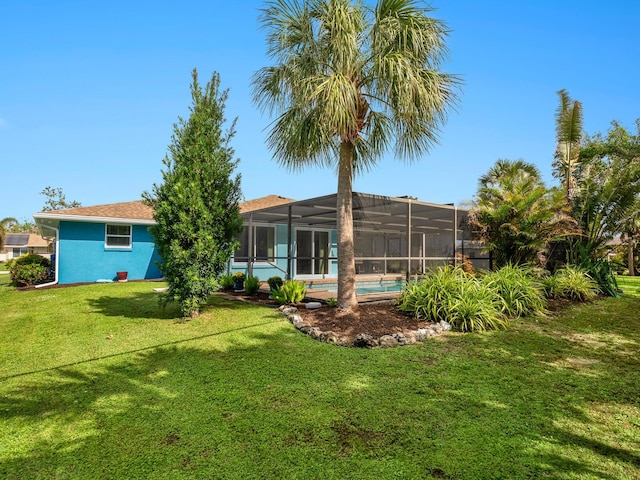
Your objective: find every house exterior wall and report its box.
[58,221,161,284]
[231,224,339,281]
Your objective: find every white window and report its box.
[105,224,132,248]
[234,225,276,262]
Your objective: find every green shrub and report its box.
[267,276,283,292]
[326,297,338,308]
[9,254,51,287]
[579,257,620,297]
[480,264,546,317]
[218,274,234,290]
[396,265,510,333]
[543,266,598,301]
[270,280,306,304]
[447,281,508,333]
[396,266,468,320]
[244,276,261,295]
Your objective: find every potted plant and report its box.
[233,272,246,290]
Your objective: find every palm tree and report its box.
[0,217,18,253]
[252,0,459,312]
[470,159,576,268]
[554,89,583,204]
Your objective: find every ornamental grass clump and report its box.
[480,264,547,318]
[543,266,598,301]
[397,266,508,332]
[396,266,469,320]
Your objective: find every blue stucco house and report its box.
[34,201,162,285]
[33,193,484,287]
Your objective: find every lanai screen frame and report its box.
[240,192,474,279]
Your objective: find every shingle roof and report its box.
[40,201,155,221]
[240,195,295,213]
[35,195,295,221]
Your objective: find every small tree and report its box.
[144,70,243,318]
[40,186,82,211]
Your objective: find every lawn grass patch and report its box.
[1,278,639,479]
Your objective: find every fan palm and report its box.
[252,0,459,312]
[470,159,576,268]
[0,217,18,253]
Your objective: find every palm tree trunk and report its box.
[336,141,358,314]
[628,233,635,276]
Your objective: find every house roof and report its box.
[4,233,50,248]
[33,195,296,231]
[36,201,155,221]
[240,195,295,213]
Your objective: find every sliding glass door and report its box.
[296,229,329,276]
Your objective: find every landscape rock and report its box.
[379,335,399,348]
[353,334,379,348]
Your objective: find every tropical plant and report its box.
[396,266,469,320]
[542,266,598,301]
[469,159,576,268]
[267,275,283,292]
[253,0,459,312]
[244,276,261,295]
[218,274,235,290]
[553,89,583,203]
[326,297,338,308]
[396,266,508,333]
[480,264,546,317]
[447,281,508,333]
[0,217,18,252]
[143,70,244,318]
[568,121,640,262]
[270,280,306,304]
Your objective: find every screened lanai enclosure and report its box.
[232,192,488,282]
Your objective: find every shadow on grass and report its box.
[1,299,639,479]
[85,291,276,321]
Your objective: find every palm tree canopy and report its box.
[0,217,18,251]
[252,0,460,174]
[554,89,583,200]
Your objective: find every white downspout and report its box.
[35,225,59,288]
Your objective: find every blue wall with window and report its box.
[58,221,161,284]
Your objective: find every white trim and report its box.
[35,224,59,288]
[33,212,155,225]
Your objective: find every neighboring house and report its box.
[32,193,484,286]
[0,233,52,262]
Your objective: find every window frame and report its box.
[105,224,132,249]
[233,224,277,264]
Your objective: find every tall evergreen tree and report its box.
[144,70,243,318]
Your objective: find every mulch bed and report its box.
[222,290,433,338]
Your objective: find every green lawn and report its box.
[1,275,639,479]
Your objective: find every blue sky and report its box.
[1,0,638,222]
